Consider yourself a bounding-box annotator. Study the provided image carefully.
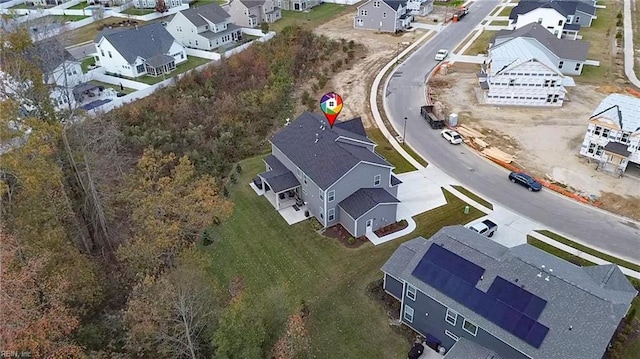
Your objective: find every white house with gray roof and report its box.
[508,0,597,40]
[254,112,402,238]
[477,23,590,107]
[579,94,640,175]
[166,3,241,51]
[382,226,637,359]
[354,0,414,33]
[94,23,187,78]
[228,0,281,28]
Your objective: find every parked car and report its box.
[467,219,498,238]
[435,49,448,61]
[508,171,542,192]
[441,129,463,144]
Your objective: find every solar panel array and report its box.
[411,244,550,349]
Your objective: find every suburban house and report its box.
[228,0,281,28]
[94,23,187,78]
[492,23,590,76]
[166,3,242,51]
[508,0,597,40]
[275,0,321,11]
[579,94,640,175]
[24,41,84,109]
[476,24,588,107]
[31,0,71,6]
[133,0,182,9]
[382,226,637,359]
[354,0,414,33]
[406,0,434,16]
[254,112,402,238]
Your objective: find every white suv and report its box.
[435,49,448,61]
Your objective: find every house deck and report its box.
[249,182,309,225]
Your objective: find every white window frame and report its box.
[319,189,324,201]
[360,9,368,16]
[403,305,414,323]
[374,174,381,186]
[383,12,387,18]
[373,1,380,7]
[328,190,335,202]
[303,174,308,184]
[319,206,324,219]
[302,188,307,196]
[445,309,458,326]
[445,330,459,341]
[328,208,335,221]
[407,284,416,301]
[463,319,478,336]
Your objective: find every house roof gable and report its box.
[589,94,640,133]
[492,23,589,61]
[180,3,231,26]
[95,23,176,64]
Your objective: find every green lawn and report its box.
[270,3,353,32]
[434,0,464,7]
[496,6,512,17]
[489,20,509,26]
[136,56,212,85]
[9,3,38,9]
[366,128,419,174]
[51,14,90,22]
[463,30,494,55]
[67,2,87,10]
[188,0,226,6]
[88,80,136,95]
[526,235,595,267]
[203,155,484,357]
[81,57,95,73]
[451,185,493,210]
[535,230,640,273]
[61,17,150,45]
[120,8,156,16]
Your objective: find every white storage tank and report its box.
[449,113,458,127]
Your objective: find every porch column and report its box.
[276,193,280,210]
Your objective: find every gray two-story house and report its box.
[491,23,590,76]
[382,226,637,358]
[256,112,402,237]
[228,0,282,28]
[275,0,321,11]
[354,0,414,33]
[166,3,242,52]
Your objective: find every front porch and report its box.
[597,142,632,177]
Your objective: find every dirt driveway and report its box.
[313,7,451,128]
[429,65,639,215]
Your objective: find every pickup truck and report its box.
[420,105,445,129]
[467,219,498,238]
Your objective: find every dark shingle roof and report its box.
[339,188,399,219]
[443,338,502,359]
[510,0,596,20]
[382,0,405,11]
[259,155,300,192]
[563,22,581,30]
[333,117,367,137]
[391,175,402,186]
[238,0,266,8]
[492,23,589,60]
[25,39,76,74]
[603,142,632,157]
[382,226,638,359]
[180,3,230,26]
[271,112,391,189]
[145,53,174,67]
[95,23,176,64]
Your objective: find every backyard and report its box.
[121,8,155,16]
[59,17,153,45]
[270,3,354,32]
[203,155,484,358]
[88,80,136,95]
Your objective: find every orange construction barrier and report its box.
[625,87,640,98]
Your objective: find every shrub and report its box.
[347,237,355,245]
[235,163,242,174]
[617,12,623,19]
[229,173,237,185]
[616,18,623,27]
[222,186,229,198]
[348,40,355,49]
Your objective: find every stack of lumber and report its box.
[473,138,489,149]
[456,125,485,139]
[481,148,516,163]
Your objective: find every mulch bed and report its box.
[367,279,416,345]
[374,220,408,237]
[322,224,368,248]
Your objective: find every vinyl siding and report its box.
[401,284,530,359]
[572,11,595,27]
[338,206,356,236]
[354,1,397,33]
[383,273,403,299]
[326,162,393,205]
[353,203,398,237]
[514,9,566,38]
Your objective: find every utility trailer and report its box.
[420,105,446,129]
[451,6,470,22]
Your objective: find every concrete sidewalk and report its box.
[623,0,640,87]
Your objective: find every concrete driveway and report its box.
[395,166,450,219]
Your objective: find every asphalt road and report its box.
[385,1,640,260]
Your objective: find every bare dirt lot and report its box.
[429,65,639,217]
[312,7,451,128]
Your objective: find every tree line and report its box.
[1,24,346,358]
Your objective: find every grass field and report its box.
[496,6,512,17]
[121,8,155,16]
[203,155,484,357]
[51,14,90,22]
[451,185,493,210]
[366,128,419,174]
[60,17,147,45]
[67,2,87,10]
[463,30,494,55]
[136,56,212,85]
[489,20,509,27]
[575,1,622,84]
[270,3,352,32]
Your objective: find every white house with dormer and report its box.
[166,3,242,51]
[133,0,182,9]
[406,0,433,16]
[579,94,640,175]
[509,2,582,40]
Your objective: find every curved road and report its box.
[385,0,640,260]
